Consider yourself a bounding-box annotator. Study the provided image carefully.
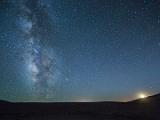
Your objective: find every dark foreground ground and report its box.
[0,94,160,120]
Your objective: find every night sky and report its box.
[0,0,160,102]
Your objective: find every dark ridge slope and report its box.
[0,93,160,120]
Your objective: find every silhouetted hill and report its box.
[0,100,10,104]
[0,94,160,120]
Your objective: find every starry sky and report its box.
[0,0,160,102]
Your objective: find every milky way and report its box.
[18,0,60,99]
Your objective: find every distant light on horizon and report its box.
[74,98,93,102]
[137,92,148,99]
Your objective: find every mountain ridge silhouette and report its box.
[0,93,160,120]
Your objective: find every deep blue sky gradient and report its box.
[0,0,160,102]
